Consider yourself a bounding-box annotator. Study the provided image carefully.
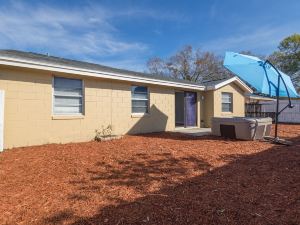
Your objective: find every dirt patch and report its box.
[0,124,299,225]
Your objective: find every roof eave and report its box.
[0,56,205,91]
[205,76,253,94]
[246,94,275,101]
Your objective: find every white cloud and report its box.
[0,1,191,71]
[0,1,148,61]
[202,24,300,55]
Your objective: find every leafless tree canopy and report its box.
[147,45,231,83]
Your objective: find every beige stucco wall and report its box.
[203,90,215,127]
[0,65,203,149]
[203,83,246,127]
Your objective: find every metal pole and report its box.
[264,60,294,142]
[265,60,293,108]
[274,75,280,139]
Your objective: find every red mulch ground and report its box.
[0,124,299,225]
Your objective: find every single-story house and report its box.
[0,50,253,150]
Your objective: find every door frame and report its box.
[175,91,197,128]
[175,91,185,128]
[184,91,197,127]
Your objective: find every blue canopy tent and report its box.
[224,52,299,144]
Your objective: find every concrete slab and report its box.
[173,127,212,137]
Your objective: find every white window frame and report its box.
[131,85,149,115]
[52,76,84,116]
[221,92,233,113]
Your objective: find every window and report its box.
[222,92,233,112]
[131,86,149,114]
[53,77,83,115]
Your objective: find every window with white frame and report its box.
[53,77,83,115]
[221,92,233,112]
[131,86,149,114]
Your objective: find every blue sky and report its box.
[0,0,299,71]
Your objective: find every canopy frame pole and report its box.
[263,60,294,141]
[275,75,280,139]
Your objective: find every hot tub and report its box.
[211,117,272,140]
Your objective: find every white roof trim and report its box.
[206,76,253,93]
[246,94,275,101]
[0,56,205,91]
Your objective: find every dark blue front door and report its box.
[184,92,197,127]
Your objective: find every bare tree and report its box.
[147,45,230,83]
[147,57,166,76]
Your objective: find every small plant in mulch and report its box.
[94,125,122,142]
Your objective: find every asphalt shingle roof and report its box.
[0,50,201,86]
[201,77,233,86]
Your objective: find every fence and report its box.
[245,100,300,123]
[245,103,276,121]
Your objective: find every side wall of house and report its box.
[0,66,202,149]
[203,83,246,127]
[203,91,214,128]
[213,83,245,117]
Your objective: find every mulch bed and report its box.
[0,124,299,225]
